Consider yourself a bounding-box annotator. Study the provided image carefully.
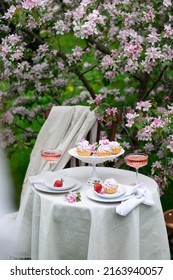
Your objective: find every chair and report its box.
[164,209,173,252]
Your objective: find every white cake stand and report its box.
[68,148,125,185]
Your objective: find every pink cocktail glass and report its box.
[41,149,62,171]
[125,153,148,184]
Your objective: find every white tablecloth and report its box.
[13,167,170,260]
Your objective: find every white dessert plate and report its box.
[86,186,134,203]
[45,177,78,191]
[29,171,78,191]
[94,184,126,199]
[34,181,81,194]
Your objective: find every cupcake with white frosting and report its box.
[109,141,122,154]
[96,143,112,157]
[76,138,91,156]
[102,178,119,194]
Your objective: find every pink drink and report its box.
[41,150,62,161]
[125,154,148,169]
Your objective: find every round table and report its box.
[15,167,170,260]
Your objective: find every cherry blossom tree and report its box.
[0,0,173,193]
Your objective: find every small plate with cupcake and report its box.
[93,178,126,199]
[86,178,130,202]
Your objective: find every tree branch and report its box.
[22,28,45,45]
[21,28,96,98]
[81,64,97,75]
[74,68,96,99]
[87,37,111,55]
[142,65,168,100]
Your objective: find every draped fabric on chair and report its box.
[21,105,97,199]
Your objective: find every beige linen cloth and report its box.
[0,105,97,258]
[21,105,97,199]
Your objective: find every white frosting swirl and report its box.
[77,139,91,151]
[109,141,120,148]
[77,138,89,145]
[97,144,111,152]
[103,178,117,189]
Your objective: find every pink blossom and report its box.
[147,28,160,44]
[65,192,77,203]
[167,141,173,153]
[124,43,142,58]
[65,191,81,203]
[100,55,115,70]
[151,161,163,174]
[94,110,104,122]
[145,46,163,62]
[163,96,171,101]
[27,17,37,28]
[105,107,118,116]
[54,20,70,35]
[121,141,130,149]
[95,94,105,105]
[3,5,16,20]
[157,149,165,159]
[144,143,154,152]
[68,46,84,63]
[79,91,90,100]
[142,9,155,23]
[152,175,166,195]
[106,121,112,127]
[104,71,117,81]
[126,112,139,127]
[163,0,172,7]
[74,20,98,39]
[136,101,152,112]
[124,59,138,73]
[150,117,164,129]
[0,129,16,148]
[137,126,153,141]
[2,111,14,125]
[164,24,173,38]
[124,87,135,94]
[22,0,46,9]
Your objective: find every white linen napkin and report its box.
[29,171,64,187]
[116,183,155,216]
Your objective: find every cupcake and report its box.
[109,141,122,154]
[76,138,91,156]
[96,144,112,157]
[102,178,119,194]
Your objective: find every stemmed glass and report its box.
[125,153,148,185]
[41,149,62,171]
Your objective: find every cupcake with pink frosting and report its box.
[76,138,92,156]
[102,178,119,194]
